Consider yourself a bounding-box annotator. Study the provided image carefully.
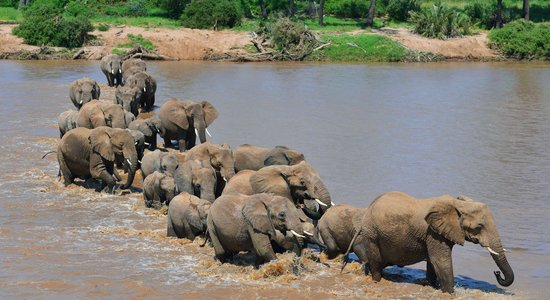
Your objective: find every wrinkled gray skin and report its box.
[222,161,332,220]
[128,116,165,150]
[351,192,514,293]
[316,204,367,259]
[140,150,179,179]
[184,143,235,197]
[208,193,306,265]
[143,171,176,209]
[127,129,145,163]
[124,111,136,128]
[69,77,100,110]
[126,72,156,111]
[158,99,219,151]
[272,222,327,256]
[57,127,138,193]
[57,110,79,138]
[167,192,211,240]
[174,159,216,202]
[100,54,123,87]
[121,58,146,76]
[77,100,128,129]
[122,66,146,83]
[115,85,142,117]
[234,144,305,172]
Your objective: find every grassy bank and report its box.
[311,34,406,62]
[0,7,20,22]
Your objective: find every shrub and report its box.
[488,20,550,59]
[409,2,471,39]
[0,0,18,7]
[117,33,156,50]
[324,0,368,19]
[463,2,497,29]
[386,0,420,21]
[161,0,190,19]
[180,0,242,30]
[12,0,93,48]
[97,23,110,31]
[125,0,148,17]
[269,17,308,50]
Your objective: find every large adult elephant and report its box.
[100,54,123,87]
[222,161,332,220]
[167,192,211,240]
[122,58,146,75]
[234,144,305,172]
[159,99,219,151]
[57,126,138,192]
[184,143,235,196]
[128,116,165,150]
[77,100,128,129]
[69,77,100,110]
[347,191,514,293]
[126,71,156,111]
[207,193,306,264]
[174,159,217,202]
[115,85,141,117]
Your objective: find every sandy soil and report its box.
[0,23,498,60]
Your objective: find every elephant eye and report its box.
[278,211,286,219]
[475,224,484,231]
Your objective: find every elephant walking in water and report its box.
[233,144,305,172]
[69,77,100,110]
[100,54,123,87]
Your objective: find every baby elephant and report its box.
[140,150,179,179]
[167,192,211,240]
[128,116,165,150]
[57,110,79,138]
[174,159,217,202]
[142,171,176,209]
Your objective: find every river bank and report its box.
[0,23,502,62]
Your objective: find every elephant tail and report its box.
[41,151,57,159]
[340,229,361,274]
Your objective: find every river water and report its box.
[0,60,549,299]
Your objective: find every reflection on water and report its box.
[1,60,549,299]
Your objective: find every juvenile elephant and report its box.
[143,171,176,209]
[57,110,79,138]
[126,72,156,111]
[127,129,146,164]
[57,126,138,192]
[69,77,100,110]
[208,193,306,264]
[184,143,235,196]
[271,222,327,256]
[128,116,165,150]
[124,111,136,127]
[222,161,332,220]
[115,85,142,117]
[159,99,218,151]
[316,204,367,259]
[348,191,514,293]
[100,54,123,87]
[121,58,146,75]
[167,192,211,240]
[234,144,305,172]
[140,150,179,179]
[77,100,128,129]
[174,159,217,202]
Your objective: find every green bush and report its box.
[117,33,156,50]
[386,0,420,21]
[324,0,368,19]
[488,20,550,59]
[12,0,93,48]
[96,23,110,31]
[125,0,148,17]
[0,0,18,8]
[180,0,242,30]
[409,2,471,39]
[463,2,497,29]
[161,0,189,19]
[269,17,308,50]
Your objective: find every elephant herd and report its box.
[49,56,514,294]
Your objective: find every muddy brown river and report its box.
[0,60,549,299]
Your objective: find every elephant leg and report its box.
[183,221,196,241]
[57,152,73,186]
[363,239,384,282]
[320,231,339,259]
[249,231,276,262]
[427,234,455,293]
[426,259,438,287]
[209,226,227,262]
[167,214,177,237]
[177,127,187,152]
[151,134,158,150]
[163,136,173,149]
[107,74,113,87]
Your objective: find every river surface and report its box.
[0,60,549,299]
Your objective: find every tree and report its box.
[258,0,267,19]
[523,0,529,21]
[18,0,31,10]
[365,0,376,27]
[495,0,503,28]
[318,0,325,25]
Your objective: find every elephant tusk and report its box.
[143,87,146,92]
[315,199,328,207]
[331,201,336,206]
[223,177,227,182]
[486,247,499,255]
[135,141,138,145]
[111,69,114,74]
[503,248,509,252]
[195,128,199,137]
[137,160,142,164]
[144,142,150,146]
[79,99,83,104]
[126,158,132,166]
[206,128,212,138]
[291,230,306,238]
[303,231,313,236]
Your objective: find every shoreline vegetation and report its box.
[0,1,548,62]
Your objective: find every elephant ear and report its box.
[138,121,154,137]
[201,101,219,127]
[93,82,101,99]
[187,202,202,230]
[89,128,115,161]
[264,148,291,166]
[425,202,465,245]
[250,166,291,199]
[167,100,190,129]
[242,196,275,237]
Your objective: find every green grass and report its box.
[234,16,364,32]
[116,33,156,50]
[311,33,406,62]
[0,7,21,22]
[90,15,180,28]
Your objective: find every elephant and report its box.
[347,191,514,293]
[69,77,100,110]
[77,100,128,129]
[100,54,123,87]
[127,129,146,164]
[167,192,211,240]
[124,111,136,128]
[222,161,333,220]
[184,143,235,196]
[121,58,146,75]
[128,116,165,150]
[122,66,146,83]
[143,171,176,209]
[140,150,179,179]
[125,72,156,111]
[271,222,327,256]
[234,144,305,172]
[207,193,306,264]
[315,204,367,259]
[158,98,219,151]
[174,159,217,202]
[57,110,79,138]
[56,126,138,192]
[115,85,142,117]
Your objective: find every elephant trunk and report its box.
[200,187,216,202]
[121,149,138,189]
[313,177,332,213]
[489,241,514,287]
